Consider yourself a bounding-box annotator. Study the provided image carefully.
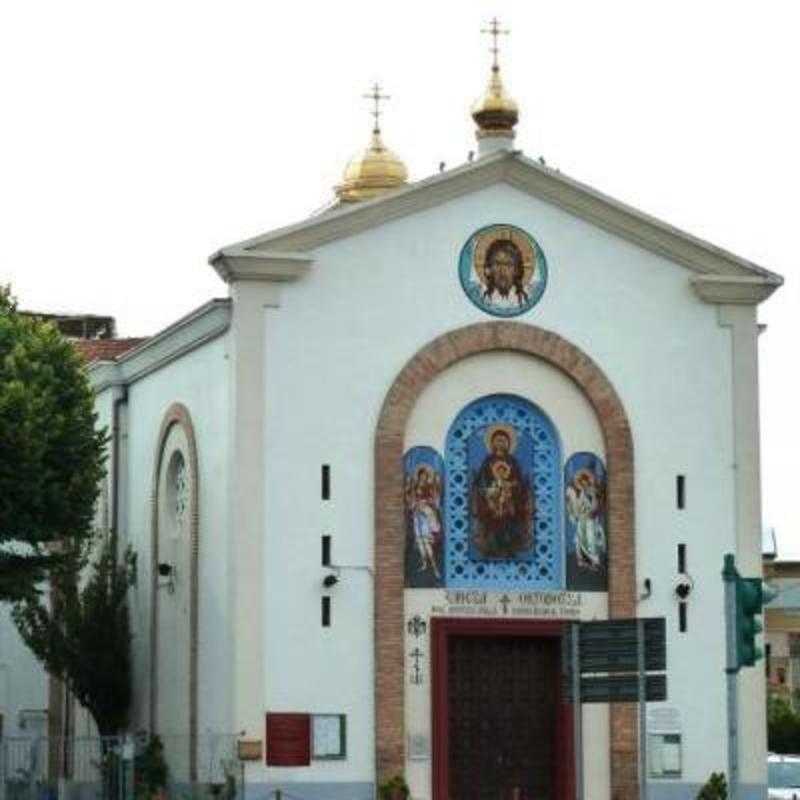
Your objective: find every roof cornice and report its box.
[212,152,511,256]
[211,150,783,300]
[209,248,313,283]
[691,274,782,305]
[89,299,231,392]
[503,157,780,283]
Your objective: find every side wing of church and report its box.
[86,38,781,800]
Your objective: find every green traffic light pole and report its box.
[722,554,740,800]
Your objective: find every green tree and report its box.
[768,694,800,754]
[0,285,106,602]
[696,772,728,800]
[13,533,136,736]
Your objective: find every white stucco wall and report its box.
[258,181,746,794]
[95,332,232,749]
[0,607,48,738]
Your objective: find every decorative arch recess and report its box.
[150,402,199,781]
[375,322,637,800]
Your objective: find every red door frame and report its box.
[431,617,575,800]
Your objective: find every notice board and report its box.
[266,713,311,766]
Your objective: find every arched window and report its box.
[444,393,563,589]
[166,450,188,532]
[151,403,198,781]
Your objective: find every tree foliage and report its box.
[768,694,800,754]
[0,285,107,602]
[696,772,727,800]
[134,736,169,797]
[13,534,136,736]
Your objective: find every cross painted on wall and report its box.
[409,647,425,686]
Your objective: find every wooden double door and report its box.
[432,619,573,800]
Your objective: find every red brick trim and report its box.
[150,402,199,781]
[374,321,637,800]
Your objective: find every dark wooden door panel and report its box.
[448,635,558,800]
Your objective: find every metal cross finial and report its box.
[363,82,390,134]
[481,16,510,70]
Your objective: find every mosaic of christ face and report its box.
[484,240,525,301]
[459,225,548,318]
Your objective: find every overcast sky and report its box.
[1,1,797,556]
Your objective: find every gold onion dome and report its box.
[336,129,408,203]
[335,84,408,203]
[472,18,518,139]
[472,64,518,138]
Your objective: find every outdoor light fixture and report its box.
[320,562,374,591]
[157,562,176,594]
[674,575,694,600]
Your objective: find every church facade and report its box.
[85,39,781,800]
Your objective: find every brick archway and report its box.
[375,321,637,800]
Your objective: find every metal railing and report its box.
[0,735,242,800]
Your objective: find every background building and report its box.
[764,533,800,709]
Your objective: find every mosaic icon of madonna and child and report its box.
[458,224,548,317]
[404,447,445,588]
[565,452,608,592]
[468,424,536,561]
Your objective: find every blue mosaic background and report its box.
[443,394,563,589]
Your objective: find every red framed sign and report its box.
[265,713,311,766]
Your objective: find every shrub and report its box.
[697,772,727,800]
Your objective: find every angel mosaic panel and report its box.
[404,446,445,588]
[564,452,608,591]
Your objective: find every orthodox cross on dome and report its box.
[363,82,390,134]
[481,16,510,70]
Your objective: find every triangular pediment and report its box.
[210,150,781,299]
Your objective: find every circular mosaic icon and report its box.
[458,224,548,317]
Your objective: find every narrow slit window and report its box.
[322,596,331,627]
[676,475,685,509]
[677,544,686,574]
[322,535,331,567]
[678,602,687,633]
[322,465,331,500]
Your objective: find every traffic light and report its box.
[723,554,778,669]
[736,576,765,667]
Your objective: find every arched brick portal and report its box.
[375,321,638,800]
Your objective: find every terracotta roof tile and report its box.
[73,338,148,363]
